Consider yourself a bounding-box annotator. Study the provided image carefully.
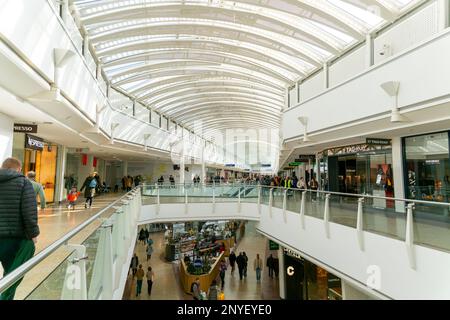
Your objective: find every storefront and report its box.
[283,248,342,300]
[403,131,449,211]
[321,140,394,199]
[12,132,59,203]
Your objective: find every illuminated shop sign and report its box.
[323,143,391,157]
[366,138,391,145]
[283,248,302,260]
[14,123,37,133]
[25,134,44,151]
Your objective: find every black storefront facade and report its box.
[283,249,342,300]
[320,140,394,200]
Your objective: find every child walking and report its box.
[67,187,80,210]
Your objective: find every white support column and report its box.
[212,186,216,213]
[61,244,87,300]
[83,34,89,57]
[323,62,329,89]
[122,160,128,177]
[180,153,185,185]
[184,187,188,214]
[391,137,406,212]
[238,186,241,213]
[405,203,416,269]
[60,0,69,23]
[156,184,160,215]
[324,194,330,238]
[365,33,374,68]
[356,197,365,251]
[258,186,261,214]
[278,246,286,300]
[282,189,287,223]
[269,188,273,218]
[201,152,206,184]
[300,191,306,229]
[55,145,67,204]
[439,0,450,30]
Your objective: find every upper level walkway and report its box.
[1,183,449,300]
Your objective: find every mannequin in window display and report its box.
[408,170,416,199]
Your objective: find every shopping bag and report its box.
[218,292,225,300]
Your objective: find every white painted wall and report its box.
[374,0,440,64]
[283,30,450,140]
[329,46,366,87]
[342,280,375,300]
[0,112,13,162]
[299,70,324,102]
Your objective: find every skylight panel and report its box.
[326,0,385,28]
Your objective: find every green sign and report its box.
[269,240,279,250]
[288,162,302,166]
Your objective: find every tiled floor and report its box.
[0,192,126,300]
[124,221,280,300]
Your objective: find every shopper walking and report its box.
[309,176,318,201]
[191,278,201,300]
[219,260,227,290]
[266,254,274,278]
[0,157,40,300]
[130,253,139,277]
[236,252,245,280]
[135,264,145,297]
[228,250,236,275]
[146,266,155,296]
[80,173,97,208]
[146,243,153,261]
[254,254,263,282]
[243,252,248,278]
[26,171,46,210]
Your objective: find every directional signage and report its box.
[295,155,315,162]
[14,123,37,133]
[269,240,279,250]
[289,162,302,166]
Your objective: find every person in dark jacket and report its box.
[0,157,40,300]
[80,173,97,209]
[236,252,245,280]
[228,250,237,275]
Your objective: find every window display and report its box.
[404,131,450,203]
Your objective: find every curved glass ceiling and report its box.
[73,0,422,133]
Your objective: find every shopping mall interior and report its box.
[0,0,450,302]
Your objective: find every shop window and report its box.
[404,131,450,203]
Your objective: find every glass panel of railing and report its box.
[214,185,238,202]
[25,215,112,300]
[185,184,206,203]
[241,186,258,203]
[286,188,302,213]
[362,196,406,240]
[329,194,358,228]
[413,202,450,251]
[304,190,325,219]
[261,187,270,205]
[159,185,185,204]
[272,188,284,210]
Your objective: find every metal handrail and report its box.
[143,183,450,208]
[0,187,140,294]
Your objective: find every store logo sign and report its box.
[287,266,294,276]
[14,123,37,133]
[25,134,44,151]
